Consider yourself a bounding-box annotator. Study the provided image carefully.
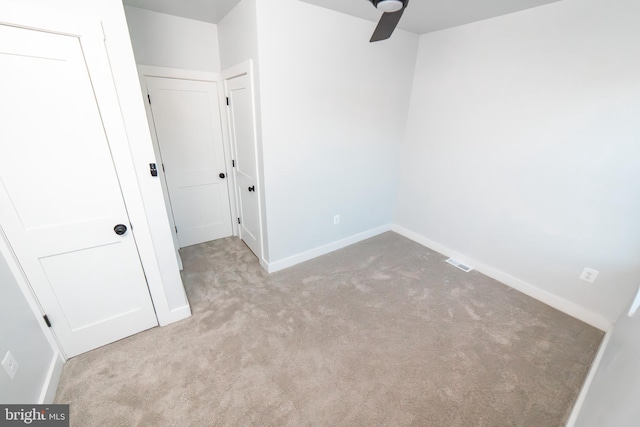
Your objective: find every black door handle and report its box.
[248,186,255,192]
[114,224,128,236]
[219,173,226,179]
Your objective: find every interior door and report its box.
[226,74,262,259]
[0,23,157,357]
[146,77,233,248]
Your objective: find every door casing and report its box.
[0,20,160,357]
[138,66,239,255]
[223,60,266,267]
[0,2,190,359]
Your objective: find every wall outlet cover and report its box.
[1,351,19,380]
[580,267,599,283]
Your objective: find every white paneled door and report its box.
[0,23,157,357]
[226,72,262,259]
[146,77,233,248]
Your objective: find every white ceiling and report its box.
[122,0,242,24]
[122,0,561,34]
[300,0,562,34]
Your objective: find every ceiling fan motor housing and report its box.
[370,0,405,13]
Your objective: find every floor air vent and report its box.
[445,258,473,272]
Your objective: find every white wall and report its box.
[574,300,640,426]
[124,6,221,72]
[395,0,640,326]
[256,0,419,262]
[0,245,58,403]
[218,0,259,72]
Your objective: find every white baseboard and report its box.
[266,225,392,273]
[565,326,613,426]
[392,225,612,331]
[38,352,65,404]
[157,304,192,326]
[176,249,183,271]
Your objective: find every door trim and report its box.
[137,65,239,255]
[0,18,161,356]
[0,5,190,332]
[222,60,266,268]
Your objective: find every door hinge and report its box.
[232,159,235,167]
[43,315,52,328]
[238,218,241,224]
[226,97,229,106]
[175,226,178,233]
[162,163,165,172]
[147,94,151,104]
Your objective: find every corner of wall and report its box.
[564,326,614,427]
[267,224,392,273]
[391,224,613,331]
[39,352,65,404]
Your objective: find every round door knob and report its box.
[219,173,226,179]
[114,224,128,236]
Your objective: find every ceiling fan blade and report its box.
[370,8,405,42]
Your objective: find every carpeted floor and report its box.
[54,232,603,426]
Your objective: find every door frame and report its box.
[222,60,267,268]
[0,21,160,357]
[138,66,239,257]
[0,3,189,361]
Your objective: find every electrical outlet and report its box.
[580,267,599,283]
[2,351,19,380]
[333,215,340,225]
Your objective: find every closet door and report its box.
[226,72,263,260]
[0,22,157,357]
[146,77,233,248]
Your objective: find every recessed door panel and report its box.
[39,243,143,331]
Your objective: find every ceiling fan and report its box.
[368,0,409,42]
